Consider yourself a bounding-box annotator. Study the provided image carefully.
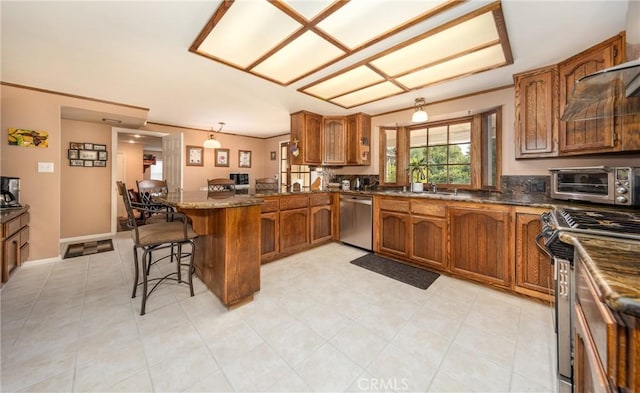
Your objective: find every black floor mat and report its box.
[350,253,439,290]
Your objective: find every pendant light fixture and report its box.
[203,122,225,149]
[411,97,428,122]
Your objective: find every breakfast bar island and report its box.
[157,191,264,308]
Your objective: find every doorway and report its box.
[110,127,176,233]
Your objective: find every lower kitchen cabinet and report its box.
[279,208,308,254]
[379,211,409,257]
[1,207,30,283]
[310,205,332,244]
[449,205,510,288]
[410,200,447,270]
[514,208,554,301]
[260,193,334,263]
[260,212,278,259]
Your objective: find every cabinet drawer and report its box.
[309,193,331,206]
[378,199,409,213]
[280,196,309,210]
[20,242,29,264]
[20,212,30,227]
[3,216,22,238]
[411,201,446,217]
[576,259,620,385]
[261,199,279,213]
[20,226,29,247]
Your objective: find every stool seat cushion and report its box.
[134,222,198,247]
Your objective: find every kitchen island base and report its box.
[178,204,261,308]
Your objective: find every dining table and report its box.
[155,190,264,308]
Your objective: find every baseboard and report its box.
[59,231,115,245]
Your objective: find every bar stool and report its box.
[117,181,198,315]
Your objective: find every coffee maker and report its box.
[1,176,21,208]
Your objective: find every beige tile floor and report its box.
[1,232,557,392]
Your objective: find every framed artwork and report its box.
[79,150,98,160]
[8,128,49,148]
[270,151,276,160]
[186,145,204,166]
[239,150,251,168]
[68,142,108,167]
[215,148,230,167]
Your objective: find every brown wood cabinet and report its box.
[409,200,447,270]
[574,255,622,393]
[514,208,553,301]
[323,117,346,165]
[310,193,333,244]
[260,193,334,263]
[376,197,410,258]
[1,207,29,283]
[346,113,371,166]
[290,111,323,166]
[290,111,371,166]
[449,205,510,288]
[559,34,624,154]
[514,65,559,158]
[514,33,640,158]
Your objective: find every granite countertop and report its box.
[0,205,29,223]
[560,232,640,318]
[156,191,264,209]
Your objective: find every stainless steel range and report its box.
[537,207,640,393]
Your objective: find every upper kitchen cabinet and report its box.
[558,33,625,154]
[323,117,346,165]
[346,113,371,166]
[515,33,640,158]
[514,65,559,158]
[291,111,323,166]
[290,112,372,167]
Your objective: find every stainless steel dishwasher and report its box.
[339,195,372,250]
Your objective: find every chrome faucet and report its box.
[430,183,437,193]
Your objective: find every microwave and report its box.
[550,166,640,206]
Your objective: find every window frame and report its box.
[378,107,501,190]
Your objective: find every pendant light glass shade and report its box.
[203,122,225,149]
[203,135,221,149]
[411,97,428,122]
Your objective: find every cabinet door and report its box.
[279,208,309,253]
[559,36,622,154]
[410,216,447,270]
[346,114,371,165]
[449,206,510,287]
[379,211,409,257]
[323,118,345,165]
[3,231,20,283]
[310,205,332,244]
[290,111,322,165]
[514,66,558,158]
[260,212,279,262]
[514,212,553,300]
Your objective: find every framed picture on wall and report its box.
[215,148,229,167]
[239,150,251,168]
[186,145,204,166]
[270,151,276,160]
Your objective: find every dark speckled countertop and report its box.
[560,232,640,317]
[156,191,264,209]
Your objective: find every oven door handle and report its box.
[535,232,553,259]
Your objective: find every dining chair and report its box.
[136,179,174,222]
[117,181,198,315]
[207,178,236,197]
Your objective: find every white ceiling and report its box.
[0,1,630,138]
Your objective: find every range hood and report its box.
[562,0,640,121]
[561,60,640,121]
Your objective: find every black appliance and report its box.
[1,176,21,208]
[537,208,640,393]
[229,173,249,194]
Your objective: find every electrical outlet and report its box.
[530,179,546,193]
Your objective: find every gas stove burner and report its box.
[553,207,640,240]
